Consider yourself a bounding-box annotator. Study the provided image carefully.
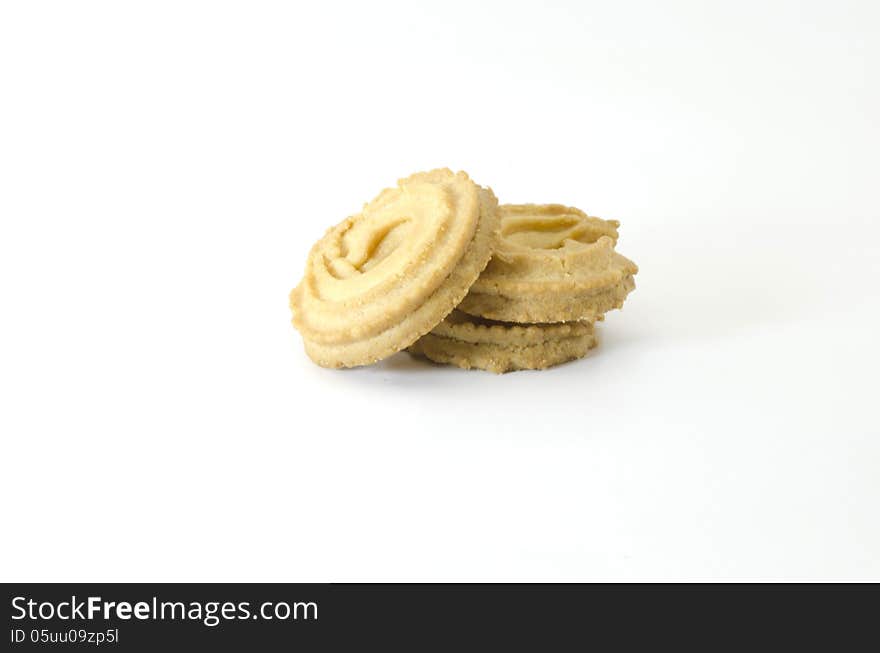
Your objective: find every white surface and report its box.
[1,1,879,581]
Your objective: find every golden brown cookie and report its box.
[456,204,638,323]
[407,310,597,373]
[290,169,499,368]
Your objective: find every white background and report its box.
[2,1,878,581]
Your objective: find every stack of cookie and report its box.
[289,169,637,373]
[409,203,637,372]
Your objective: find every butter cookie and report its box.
[456,204,637,323]
[408,310,596,373]
[290,169,499,368]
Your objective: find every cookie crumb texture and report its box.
[289,169,499,368]
[408,311,597,373]
[457,204,638,323]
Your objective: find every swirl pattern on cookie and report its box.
[408,310,597,373]
[456,204,638,323]
[290,169,499,368]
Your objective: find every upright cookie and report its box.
[456,204,638,323]
[290,169,499,368]
[408,310,597,373]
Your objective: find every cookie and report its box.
[407,310,597,373]
[456,204,638,323]
[289,169,500,368]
